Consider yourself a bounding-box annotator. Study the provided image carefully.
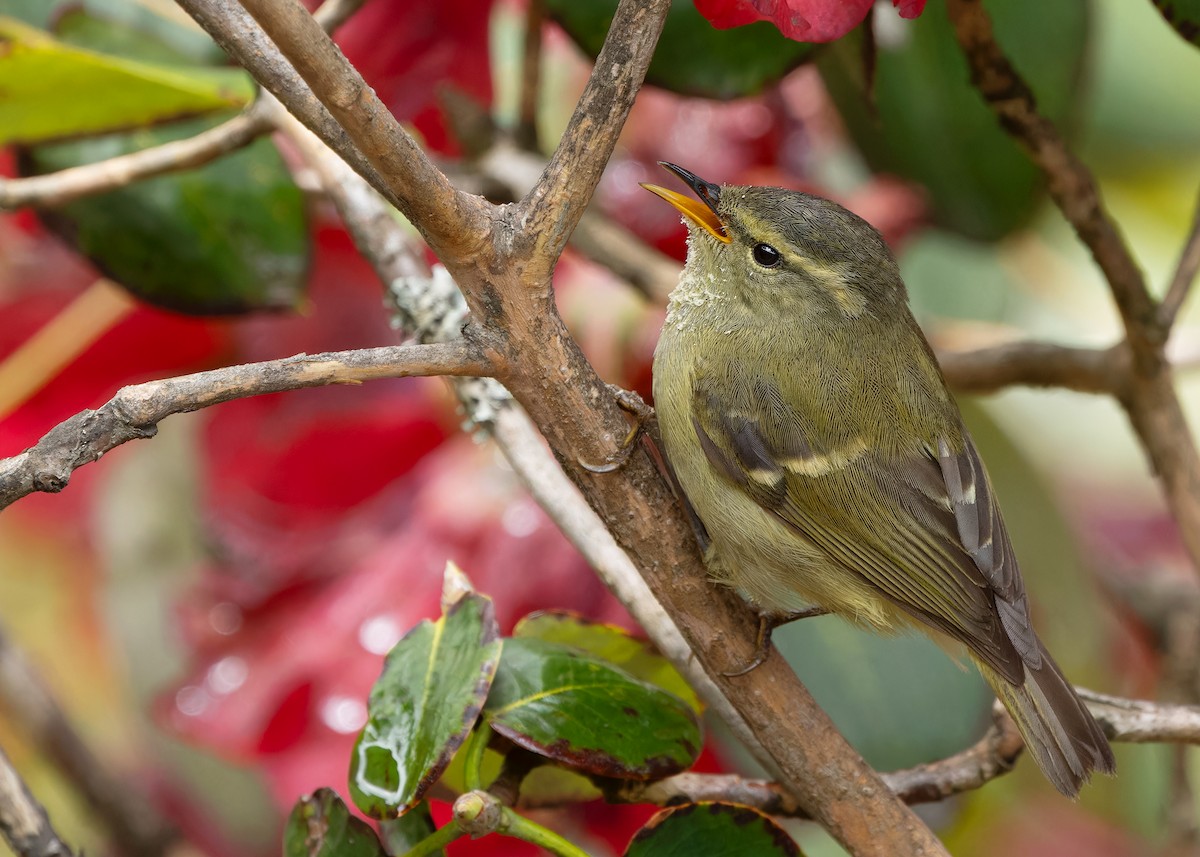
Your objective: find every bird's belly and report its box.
[685,464,896,631]
[652,347,898,632]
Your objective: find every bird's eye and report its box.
[752,243,782,268]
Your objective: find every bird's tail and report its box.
[977,641,1115,797]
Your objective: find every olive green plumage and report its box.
[647,163,1114,797]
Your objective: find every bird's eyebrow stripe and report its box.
[732,210,867,316]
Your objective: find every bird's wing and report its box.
[690,378,1035,684]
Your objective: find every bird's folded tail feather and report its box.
[977,640,1116,798]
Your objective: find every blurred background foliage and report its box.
[2,0,1200,855]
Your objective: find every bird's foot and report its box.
[580,385,657,474]
[723,606,830,677]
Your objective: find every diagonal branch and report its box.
[176,0,390,204]
[232,0,490,265]
[0,628,174,857]
[945,0,1200,579]
[0,744,75,857]
[0,101,272,210]
[1161,186,1200,329]
[945,0,1161,365]
[512,0,669,274]
[0,342,490,511]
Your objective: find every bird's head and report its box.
[642,162,905,319]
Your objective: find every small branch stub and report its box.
[453,791,502,839]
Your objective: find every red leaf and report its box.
[692,0,925,43]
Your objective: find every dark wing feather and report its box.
[691,376,1034,684]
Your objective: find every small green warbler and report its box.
[645,162,1114,797]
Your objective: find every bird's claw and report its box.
[579,385,656,474]
[723,606,830,677]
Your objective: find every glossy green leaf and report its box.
[819,0,1088,240]
[0,16,251,145]
[546,0,817,99]
[53,6,228,66]
[1152,0,1200,46]
[378,806,441,857]
[284,789,388,857]
[625,803,802,856]
[349,581,502,819]
[513,611,702,714]
[23,114,310,315]
[485,637,700,780]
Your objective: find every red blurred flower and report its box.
[693,0,925,43]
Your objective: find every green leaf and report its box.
[53,6,227,66]
[349,582,502,819]
[513,611,702,714]
[546,0,817,99]
[22,114,310,315]
[379,806,441,857]
[284,789,388,857]
[819,0,1089,240]
[0,16,252,145]
[625,803,802,856]
[485,637,701,780]
[1151,0,1200,46]
[439,732,605,805]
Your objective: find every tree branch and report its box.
[512,1,669,276]
[945,0,1160,363]
[0,744,75,857]
[946,0,1200,579]
[232,0,491,265]
[0,102,272,210]
[515,0,545,152]
[1161,186,1200,329]
[0,628,174,857]
[606,692,1200,817]
[936,341,1123,396]
[175,0,391,204]
[0,342,489,510]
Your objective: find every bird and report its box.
[643,161,1115,797]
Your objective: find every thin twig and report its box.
[0,744,76,857]
[604,692,1200,817]
[1078,689,1200,742]
[0,0,355,211]
[515,0,545,152]
[0,342,490,510]
[0,102,272,210]
[0,629,175,857]
[945,0,1160,363]
[1161,187,1200,329]
[936,341,1123,396]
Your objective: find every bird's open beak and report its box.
[640,162,731,244]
